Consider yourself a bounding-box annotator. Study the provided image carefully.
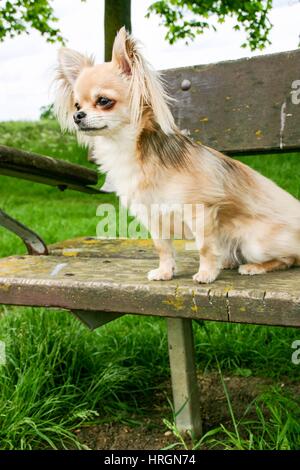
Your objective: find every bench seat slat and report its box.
[0,241,299,328]
[49,237,195,259]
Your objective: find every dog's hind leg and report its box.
[239,257,295,275]
[222,259,239,270]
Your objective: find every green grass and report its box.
[0,120,300,449]
[0,308,169,449]
[206,388,300,450]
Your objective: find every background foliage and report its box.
[0,0,273,51]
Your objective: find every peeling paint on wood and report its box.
[50,263,68,277]
[280,101,287,149]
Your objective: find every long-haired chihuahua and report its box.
[54,27,300,284]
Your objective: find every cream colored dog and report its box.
[54,28,300,283]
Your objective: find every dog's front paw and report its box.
[193,270,219,284]
[147,268,174,281]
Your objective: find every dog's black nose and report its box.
[73,111,86,124]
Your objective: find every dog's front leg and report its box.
[192,211,221,284]
[130,204,176,281]
[147,238,176,281]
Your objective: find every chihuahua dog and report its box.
[54,27,300,283]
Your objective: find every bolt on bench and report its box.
[1,50,300,439]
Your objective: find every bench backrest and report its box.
[165,49,300,156]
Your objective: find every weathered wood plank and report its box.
[0,253,299,327]
[49,237,197,259]
[0,168,102,194]
[165,49,300,155]
[0,145,101,193]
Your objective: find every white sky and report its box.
[0,0,299,121]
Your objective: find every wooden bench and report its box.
[1,49,300,439]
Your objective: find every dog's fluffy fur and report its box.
[54,27,300,283]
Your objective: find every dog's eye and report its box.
[96,97,114,109]
[74,103,80,111]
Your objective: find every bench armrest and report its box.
[0,145,103,194]
[0,145,109,255]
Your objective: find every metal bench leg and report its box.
[71,310,124,330]
[0,208,48,255]
[167,318,202,439]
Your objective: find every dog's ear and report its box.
[57,48,94,85]
[54,49,94,132]
[112,27,175,134]
[111,27,135,76]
